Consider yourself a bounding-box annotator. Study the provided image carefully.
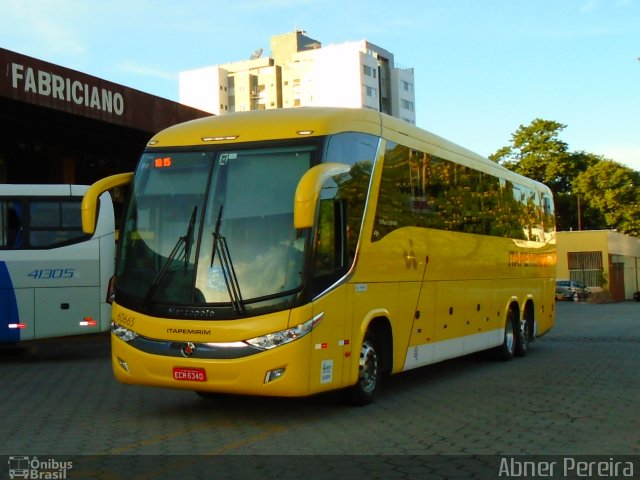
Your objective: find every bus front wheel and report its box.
[340,331,380,406]
[495,310,517,361]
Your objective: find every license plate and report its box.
[173,367,207,382]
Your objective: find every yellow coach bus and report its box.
[83,107,556,405]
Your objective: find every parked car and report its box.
[555,280,591,301]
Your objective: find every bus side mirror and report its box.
[82,172,134,234]
[294,163,351,229]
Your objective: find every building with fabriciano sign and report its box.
[0,47,209,186]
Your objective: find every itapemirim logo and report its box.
[7,456,73,479]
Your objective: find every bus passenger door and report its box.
[307,196,351,393]
[309,284,349,393]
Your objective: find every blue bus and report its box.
[0,184,114,345]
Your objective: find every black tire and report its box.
[515,315,530,357]
[339,331,381,406]
[495,310,516,361]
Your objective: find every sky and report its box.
[1,0,639,171]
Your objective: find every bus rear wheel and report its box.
[339,331,380,406]
[515,316,530,357]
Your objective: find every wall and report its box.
[557,230,640,301]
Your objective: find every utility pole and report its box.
[577,194,582,231]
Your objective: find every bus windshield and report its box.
[116,145,314,314]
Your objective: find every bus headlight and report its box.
[245,312,324,350]
[111,322,139,342]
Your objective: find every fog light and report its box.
[117,357,130,373]
[264,367,286,384]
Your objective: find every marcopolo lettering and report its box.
[168,306,216,318]
[11,62,124,115]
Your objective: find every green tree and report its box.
[573,161,640,236]
[555,151,608,231]
[490,119,595,231]
[491,119,578,192]
[490,119,640,235]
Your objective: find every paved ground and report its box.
[1,301,639,479]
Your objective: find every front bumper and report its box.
[111,332,313,397]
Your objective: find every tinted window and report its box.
[373,142,552,242]
[0,198,89,249]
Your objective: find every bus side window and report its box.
[28,199,88,248]
[9,207,23,248]
[1,201,23,249]
[312,190,347,296]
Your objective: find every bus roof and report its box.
[0,184,89,196]
[146,107,383,148]
[146,107,550,194]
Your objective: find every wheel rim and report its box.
[358,340,378,394]
[505,318,515,354]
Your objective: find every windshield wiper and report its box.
[183,206,198,270]
[144,206,197,305]
[210,205,245,314]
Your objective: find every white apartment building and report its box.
[179,30,416,124]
